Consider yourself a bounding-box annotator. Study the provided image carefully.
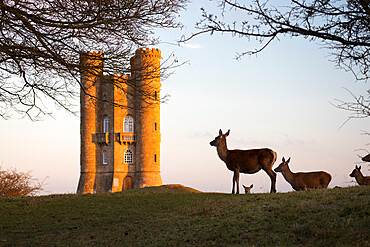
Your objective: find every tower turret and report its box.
[77,51,103,194]
[131,48,162,188]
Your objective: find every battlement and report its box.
[134,48,161,58]
[82,51,103,56]
[80,51,104,66]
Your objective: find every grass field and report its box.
[0,185,369,246]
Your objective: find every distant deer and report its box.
[242,184,253,194]
[349,165,370,185]
[274,157,332,191]
[362,153,370,162]
[210,129,277,194]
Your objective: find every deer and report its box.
[242,184,253,194]
[274,157,332,191]
[210,129,277,194]
[362,153,370,162]
[349,165,370,185]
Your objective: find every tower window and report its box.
[154,91,157,100]
[154,122,157,131]
[104,117,109,133]
[124,116,134,132]
[103,151,108,164]
[154,154,157,163]
[124,150,133,164]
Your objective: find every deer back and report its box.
[226,148,276,173]
[292,171,332,190]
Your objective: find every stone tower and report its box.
[77,48,162,194]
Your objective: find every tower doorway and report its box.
[123,176,133,190]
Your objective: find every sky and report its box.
[0,1,369,194]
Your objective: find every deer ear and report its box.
[282,157,285,162]
[219,129,223,136]
[359,166,361,170]
[250,184,253,188]
[287,157,291,163]
[225,129,230,136]
[242,185,246,188]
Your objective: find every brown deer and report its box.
[274,157,332,191]
[210,129,277,194]
[242,184,253,194]
[349,165,370,185]
[362,153,370,162]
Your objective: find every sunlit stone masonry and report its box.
[77,48,162,194]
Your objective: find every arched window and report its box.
[124,116,134,132]
[103,151,108,164]
[124,150,133,164]
[103,117,109,133]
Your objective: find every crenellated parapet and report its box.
[133,47,161,58]
[80,51,104,66]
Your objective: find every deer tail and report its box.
[271,150,277,166]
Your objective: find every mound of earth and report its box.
[136,184,202,193]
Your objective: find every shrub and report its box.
[0,166,45,196]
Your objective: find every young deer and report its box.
[210,129,277,194]
[242,184,253,194]
[349,165,370,185]
[274,157,332,191]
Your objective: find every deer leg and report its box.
[265,168,277,193]
[231,175,235,194]
[232,168,240,194]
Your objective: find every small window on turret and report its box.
[103,151,108,165]
[103,93,107,101]
[154,154,157,163]
[154,91,157,101]
[104,117,109,133]
[154,122,157,131]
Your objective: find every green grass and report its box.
[0,185,369,246]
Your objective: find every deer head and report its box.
[274,157,291,173]
[210,129,230,147]
[242,184,253,194]
[350,165,361,178]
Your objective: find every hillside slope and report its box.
[0,185,369,246]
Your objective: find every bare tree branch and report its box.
[182,0,369,81]
[0,0,187,120]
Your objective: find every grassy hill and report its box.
[0,185,369,246]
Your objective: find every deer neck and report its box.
[216,140,229,163]
[281,166,295,185]
[355,172,365,185]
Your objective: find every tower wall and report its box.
[131,48,162,188]
[94,75,114,193]
[77,51,103,194]
[112,74,136,192]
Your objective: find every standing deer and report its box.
[242,184,253,194]
[274,157,332,191]
[210,129,277,194]
[349,165,370,185]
